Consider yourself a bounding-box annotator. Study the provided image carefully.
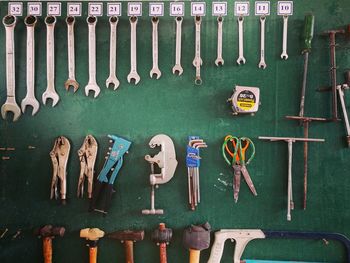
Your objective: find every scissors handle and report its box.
[240,137,255,165]
[222,135,239,165]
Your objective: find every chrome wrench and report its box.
[172,17,183,75]
[21,15,40,116]
[85,16,100,98]
[150,17,161,79]
[236,16,246,65]
[106,16,120,90]
[192,16,202,85]
[258,16,267,69]
[1,15,21,121]
[42,16,59,107]
[215,16,224,66]
[281,15,289,60]
[127,16,140,84]
[64,16,79,92]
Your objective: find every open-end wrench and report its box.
[281,15,289,60]
[106,16,120,90]
[21,15,40,116]
[42,16,59,107]
[127,16,140,85]
[85,16,100,98]
[150,17,161,79]
[172,17,183,75]
[64,16,79,92]
[192,16,203,85]
[236,16,246,65]
[215,16,224,66]
[1,15,21,121]
[258,16,267,69]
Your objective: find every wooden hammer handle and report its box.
[159,243,167,263]
[189,249,200,263]
[43,237,52,263]
[89,247,98,263]
[124,240,134,263]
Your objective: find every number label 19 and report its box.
[149,3,164,16]
[278,1,293,15]
[107,3,121,16]
[47,2,61,16]
[8,2,23,16]
[88,3,103,16]
[170,2,184,17]
[128,2,142,16]
[212,2,227,16]
[255,1,270,16]
[234,2,250,16]
[67,3,82,16]
[191,2,206,16]
[28,2,42,16]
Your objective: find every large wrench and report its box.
[236,16,246,65]
[1,15,21,121]
[85,16,100,98]
[150,17,161,79]
[106,16,120,90]
[215,16,224,66]
[42,16,59,107]
[281,15,289,60]
[21,15,40,116]
[172,17,183,75]
[258,16,267,69]
[127,16,140,84]
[64,16,79,92]
[192,16,203,85]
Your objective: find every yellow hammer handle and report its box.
[89,247,98,263]
[189,249,200,263]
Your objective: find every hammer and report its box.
[106,230,144,263]
[183,222,211,263]
[80,228,105,263]
[35,225,65,263]
[151,223,173,263]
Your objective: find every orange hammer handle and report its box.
[189,249,200,263]
[124,240,134,263]
[159,243,167,263]
[89,247,98,263]
[43,237,52,263]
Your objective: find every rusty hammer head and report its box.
[183,222,211,251]
[80,228,104,247]
[151,223,172,245]
[106,230,144,242]
[35,225,65,238]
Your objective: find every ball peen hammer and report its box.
[151,223,173,263]
[35,225,65,263]
[106,230,144,263]
[80,228,105,263]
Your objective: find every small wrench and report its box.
[172,16,183,75]
[106,16,120,90]
[215,16,224,66]
[258,16,267,69]
[85,16,100,98]
[21,15,40,116]
[1,15,21,121]
[192,16,203,85]
[64,16,79,92]
[237,16,246,65]
[281,15,289,60]
[42,16,59,107]
[127,16,140,85]
[150,17,161,79]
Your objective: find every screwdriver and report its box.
[299,14,315,118]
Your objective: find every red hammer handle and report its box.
[89,247,98,263]
[43,237,53,263]
[159,243,167,263]
[124,240,134,263]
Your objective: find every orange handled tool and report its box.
[151,223,173,263]
[80,228,105,263]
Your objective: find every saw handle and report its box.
[159,243,167,263]
[89,247,97,263]
[43,237,53,263]
[125,240,134,263]
[189,249,200,263]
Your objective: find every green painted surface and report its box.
[0,0,349,262]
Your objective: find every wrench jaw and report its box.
[237,57,246,65]
[64,79,79,93]
[42,91,60,107]
[215,58,224,67]
[85,84,101,98]
[106,76,120,90]
[281,53,289,60]
[21,97,40,116]
[195,77,202,86]
[258,61,267,69]
[127,73,140,85]
[1,102,21,122]
[172,65,183,76]
[150,69,162,80]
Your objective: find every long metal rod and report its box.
[258,136,325,142]
[287,141,293,221]
[337,85,350,147]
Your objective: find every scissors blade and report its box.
[241,165,257,196]
[233,164,241,203]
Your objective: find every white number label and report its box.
[235,2,249,16]
[28,2,42,16]
[191,2,206,16]
[170,2,184,16]
[8,2,23,16]
[67,3,82,16]
[128,2,142,16]
[212,2,227,16]
[47,3,61,16]
[278,1,293,15]
[149,3,164,16]
[255,1,270,16]
[107,3,121,16]
[88,3,103,16]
